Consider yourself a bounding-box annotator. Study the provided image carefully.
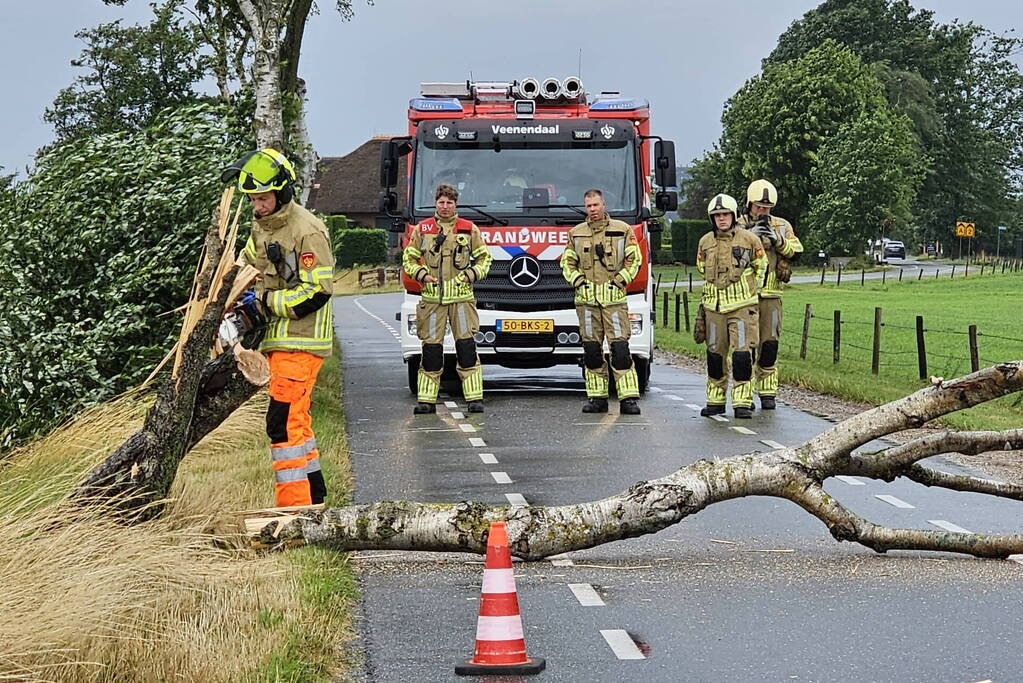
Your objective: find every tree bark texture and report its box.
[256,363,1023,562]
[74,210,263,516]
[237,0,285,150]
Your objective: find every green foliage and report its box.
[678,150,728,219]
[322,214,350,250]
[334,228,387,268]
[45,0,211,141]
[720,40,890,227]
[651,249,674,265]
[806,108,927,256]
[0,103,250,449]
[670,219,707,265]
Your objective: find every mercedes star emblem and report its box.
[508,254,542,289]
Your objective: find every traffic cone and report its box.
[455,521,546,676]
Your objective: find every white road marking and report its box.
[928,520,973,534]
[760,439,786,450]
[568,583,606,607]
[353,297,401,338]
[710,415,730,423]
[730,426,756,435]
[505,493,528,508]
[469,437,487,447]
[450,411,465,419]
[459,423,476,433]
[550,558,574,567]
[666,395,685,401]
[444,401,458,408]
[875,494,915,509]
[649,387,664,393]
[491,471,513,484]
[835,475,866,486]
[479,453,498,465]
[600,629,645,660]
[685,404,702,410]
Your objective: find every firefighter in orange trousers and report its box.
[223,149,335,507]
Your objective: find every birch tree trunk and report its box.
[251,363,1023,561]
[291,78,319,203]
[236,0,285,150]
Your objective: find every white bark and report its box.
[253,362,1023,561]
[236,0,285,150]
[290,79,318,204]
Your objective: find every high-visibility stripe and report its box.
[474,615,525,641]
[271,443,309,460]
[462,367,483,401]
[732,379,754,408]
[616,368,639,398]
[706,379,726,405]
[585,368,609,398]
[418,371,439,402]
[275,467,308,483]
[481,568,517,594]
[305,457,321,473]
[757,370,779,396]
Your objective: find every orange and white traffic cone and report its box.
[455,521,546,676]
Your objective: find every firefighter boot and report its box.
[760,396,777,410]
[734,406,754,419]
[413,402,436,415]
[620,398,641,415]
[467,401,485,414]
[582,397,609,413]
[700,404,726,417]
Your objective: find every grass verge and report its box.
[654,271,1023,431]
[0,348,356,682]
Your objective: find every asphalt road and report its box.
[335,292,1023,683]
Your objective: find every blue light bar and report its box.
[409,97,463,112]
[589,97,649,111]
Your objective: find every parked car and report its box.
[884,240,906,259]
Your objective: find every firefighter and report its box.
[696,194,767,419]
[222,148,334,507]
[562,189,643,415]
[402,183,493,414]
[736,179,803,410]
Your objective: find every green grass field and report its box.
[654,270,1023,431]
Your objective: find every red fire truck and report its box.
[379,77,677,394]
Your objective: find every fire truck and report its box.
[379,77,677,395]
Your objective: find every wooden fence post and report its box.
[674,294,680,332]
[871,307,882,375]
[899,267,903,282]
[882,268,887,284]
[918,268,923,280]
[820,265,826,285]
[672,275,678,293]
[861,268,866,286]
[969,325,980,372]
[951,265,956,279]
[688,273,693,293]
[682,291,691,332]
[800,303,813,360]
[833,309,841,364]
[916,315,927,380]
[662,291,668,327]
[837,266,842,287]
[965,262,969,277]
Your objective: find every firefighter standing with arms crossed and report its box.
[403,183,493,414]
[222,149,335,507]
[695,194,767,419]
[562,189,643,415]
[736,179,803,410]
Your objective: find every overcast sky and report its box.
[2,1,1020,176]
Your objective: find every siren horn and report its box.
[561,76,583,99]
[540,77,562,100]
[517,78,540,100]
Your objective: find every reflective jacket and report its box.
[696,227,767,313]
[241,201,334,357]
[562,216,642,307]
[736,213,803,298]
[402,214,492,304]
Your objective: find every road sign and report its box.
[955,221,975,238]
[998,225,1008,231]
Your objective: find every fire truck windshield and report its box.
[413,141,638,217]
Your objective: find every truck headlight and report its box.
[629,313,643,336]
[407,313,417,336]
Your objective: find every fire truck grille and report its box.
[474,260,575,312]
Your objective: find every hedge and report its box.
[335,228,387,268]
[651,249,675,265]
[670,218,708,265]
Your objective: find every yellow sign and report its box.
[497,319,554,333]
[955,221,976,238]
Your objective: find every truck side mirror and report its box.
[654,140,677,188]
[380,140,400,188]
[655,190,678,212]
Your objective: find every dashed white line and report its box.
[568,583,606,607]
[685,404,702,411]
[479,453,498,465]
[835,475,866,486]
[666,395,685,401]
[710,415,730,423]
[491,471,513,484]
[469,437,487,447]
[450,411,465,419]
[760,439,786,450]
[505,493,528,508]
[444,401,459,408]
[730,426,756,435]
[550,558,574,567]
[600,629,645,660]
[459,423,477,433]
[875,494,915,509]
[928,520,973,534]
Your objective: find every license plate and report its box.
[496,319,554,333]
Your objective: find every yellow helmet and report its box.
[221,148,296,194]
[746,179,777,207]
[707,193,739,216]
